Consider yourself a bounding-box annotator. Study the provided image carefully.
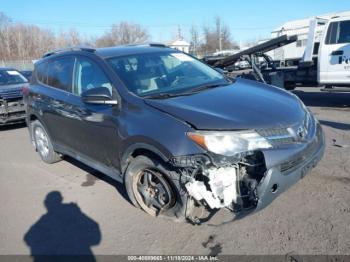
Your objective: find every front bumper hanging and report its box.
[174,121,325,223]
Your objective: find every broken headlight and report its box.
[187,131,272,156]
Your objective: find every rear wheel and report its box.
[32,120,61,164]
[324,85,334,89]
[284,81,296,90]
[124,155,189,221]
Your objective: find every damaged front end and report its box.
[0,88,26,126]
[171,112,325,224]
[172,150,267,224]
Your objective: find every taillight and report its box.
[22,84,29,95]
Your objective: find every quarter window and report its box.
[36,61,48,84]
[73,57,113,96]
[325,22,338,45]
[47,57,74,92]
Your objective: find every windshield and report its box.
[0,70,28,86]
[108,51,227,97]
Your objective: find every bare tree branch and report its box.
[95,22,149,47]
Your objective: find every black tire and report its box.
[324,85,334,89]
[124,155,190,222]
[31,120,61,164]
[284,82,296,90]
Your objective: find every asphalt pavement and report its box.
[0,87,349,256]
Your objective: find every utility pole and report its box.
[177,25,182,40]
[216,17,222,51]
[219,22,222,51]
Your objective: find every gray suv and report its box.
[24,45,325,224]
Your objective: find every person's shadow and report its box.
[24,191,101,262]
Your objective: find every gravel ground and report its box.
[0,87,349,256]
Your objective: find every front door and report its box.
[63,56,121,171]
[320,19,350,84]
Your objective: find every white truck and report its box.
[206,14,350,90]
[317,16,350,87]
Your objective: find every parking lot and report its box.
[0,86,349,256]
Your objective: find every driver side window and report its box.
[73,57,113,96]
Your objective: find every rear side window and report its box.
[47,57,74,92]
[325,20,350,45]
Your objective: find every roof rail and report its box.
[148,42,168,48]
[42,46,96,58]
[125,42,168,48]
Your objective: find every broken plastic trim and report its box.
[185,166,238,209]
[172,150,267,224]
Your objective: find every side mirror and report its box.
[81,87,118,105]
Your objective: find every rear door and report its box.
[62,55,121,171]
[319,19,350,84]
[31,56,74,147]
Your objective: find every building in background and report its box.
[168,39,190,53]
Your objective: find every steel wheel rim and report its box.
[132,168,175,216]
[35,127,49,158]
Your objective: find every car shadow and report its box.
[319,120,350,131]
[293,88,350,108]
[0,122,26,131]
[23,191,101,262]
[63,156,130,204]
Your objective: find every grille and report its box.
[256,112,312,146]
[256,127,294,145]
[281,124,322,173]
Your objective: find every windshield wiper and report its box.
[143,82,229,99]
[188,82,229,93]
[143,93,185,99]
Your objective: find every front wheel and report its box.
[124,155,189,221]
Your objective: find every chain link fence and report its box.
[0,60,35,70]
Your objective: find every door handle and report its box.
[331,50,344,56]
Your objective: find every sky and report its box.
[1,0,349,44]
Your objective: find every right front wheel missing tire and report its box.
[132,168,175,216]
[124,155,191,222]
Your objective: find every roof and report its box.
[95,45,174,58]
[272,10,350,32]
[41,44,175,59]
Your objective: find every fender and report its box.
[120,142,172,173]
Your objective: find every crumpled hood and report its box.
[145,78,305,130]
[0,84,23,100]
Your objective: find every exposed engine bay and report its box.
[172,151,268,224]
